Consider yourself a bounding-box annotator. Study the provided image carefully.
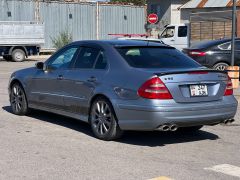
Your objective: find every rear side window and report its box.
[116,47,201,69]
[95,51,108,69]
[218,42,231,50]
[178,26,187,37]
[74,47,99,69]
[218,41,240,51]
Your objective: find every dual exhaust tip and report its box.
[158,124,178,132]
[221,119,235,125]
[158,119,235,131]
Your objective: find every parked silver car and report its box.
[8,40,238,140]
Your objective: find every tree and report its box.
[110,0,146,6]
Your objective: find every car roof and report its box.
[70,39,171,48]
[190,38,240,49]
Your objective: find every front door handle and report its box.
[57,75,64,80]
[87,76,97,82]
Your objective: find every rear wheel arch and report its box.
[214,61,230,66]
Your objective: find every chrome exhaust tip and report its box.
[169,124,178,131]
[158,125,170,131]
[221,119,235,125]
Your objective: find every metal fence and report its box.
[0,0,146,49]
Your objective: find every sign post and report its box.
[228,0,239,89]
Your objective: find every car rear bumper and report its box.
[112,96,238,130]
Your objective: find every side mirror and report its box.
[35,62,44,70]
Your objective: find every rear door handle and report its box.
[57,75,64,80]
[87,76,97,82]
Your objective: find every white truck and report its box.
[0,21,44,62]
[159,24,189,50]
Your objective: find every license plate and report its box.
[190,84,208,97]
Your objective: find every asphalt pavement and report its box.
[0,58,240,180]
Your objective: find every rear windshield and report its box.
[116,47,201,68]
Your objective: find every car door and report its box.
[160,26,175,47]
[28,46,79,110]
[174,26,188,50]
[61,46,108,121]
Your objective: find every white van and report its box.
[159,24,189,50]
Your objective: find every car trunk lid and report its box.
[155,69,228,103]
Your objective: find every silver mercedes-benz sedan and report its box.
[8,40,238,140]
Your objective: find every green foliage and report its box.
[51,31,72,50]
[110,0,146,6]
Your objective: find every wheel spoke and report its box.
[104,119,111,126]
[100,123,103,134]
[102,123,108,132]
[96,102,101,113]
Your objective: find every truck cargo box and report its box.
[0,21,44,45]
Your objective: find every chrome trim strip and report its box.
[31,91,86,100]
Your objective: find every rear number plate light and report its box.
[190,84,208,97]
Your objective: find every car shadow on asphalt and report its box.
[2,106,219,147]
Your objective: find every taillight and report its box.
[224,76,233,96]
[138,77,173,99]
[189,50,206,57]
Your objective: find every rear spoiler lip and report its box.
[155,69,227,76]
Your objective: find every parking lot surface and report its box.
[0,58,240,180]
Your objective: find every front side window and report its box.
[178,26,187,37]
[74,47,100,69]
[117,47,201,69]
[48,47,78,70]
[161,27,175,38]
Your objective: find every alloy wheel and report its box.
[91,101,112,135]
[10,84,28,115]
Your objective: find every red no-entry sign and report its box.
[148,13,158,24]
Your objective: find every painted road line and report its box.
[204,164,240,178]
[148,176,173,180]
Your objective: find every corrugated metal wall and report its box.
[0,0,146,49]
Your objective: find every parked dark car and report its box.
[183,39,240,70]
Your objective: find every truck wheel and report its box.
[12,49,26,62]
[3,55,12,61]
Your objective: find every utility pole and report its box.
[231,0,236,66]
[96,1,100,40]
[34,0,40,23]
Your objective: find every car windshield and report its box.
[116,47,201,69]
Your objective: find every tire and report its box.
[10,83,29,115]
[12,49,26,62]
[213,62,229,71]
[89,97,123,140]
[3,55,12,61]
